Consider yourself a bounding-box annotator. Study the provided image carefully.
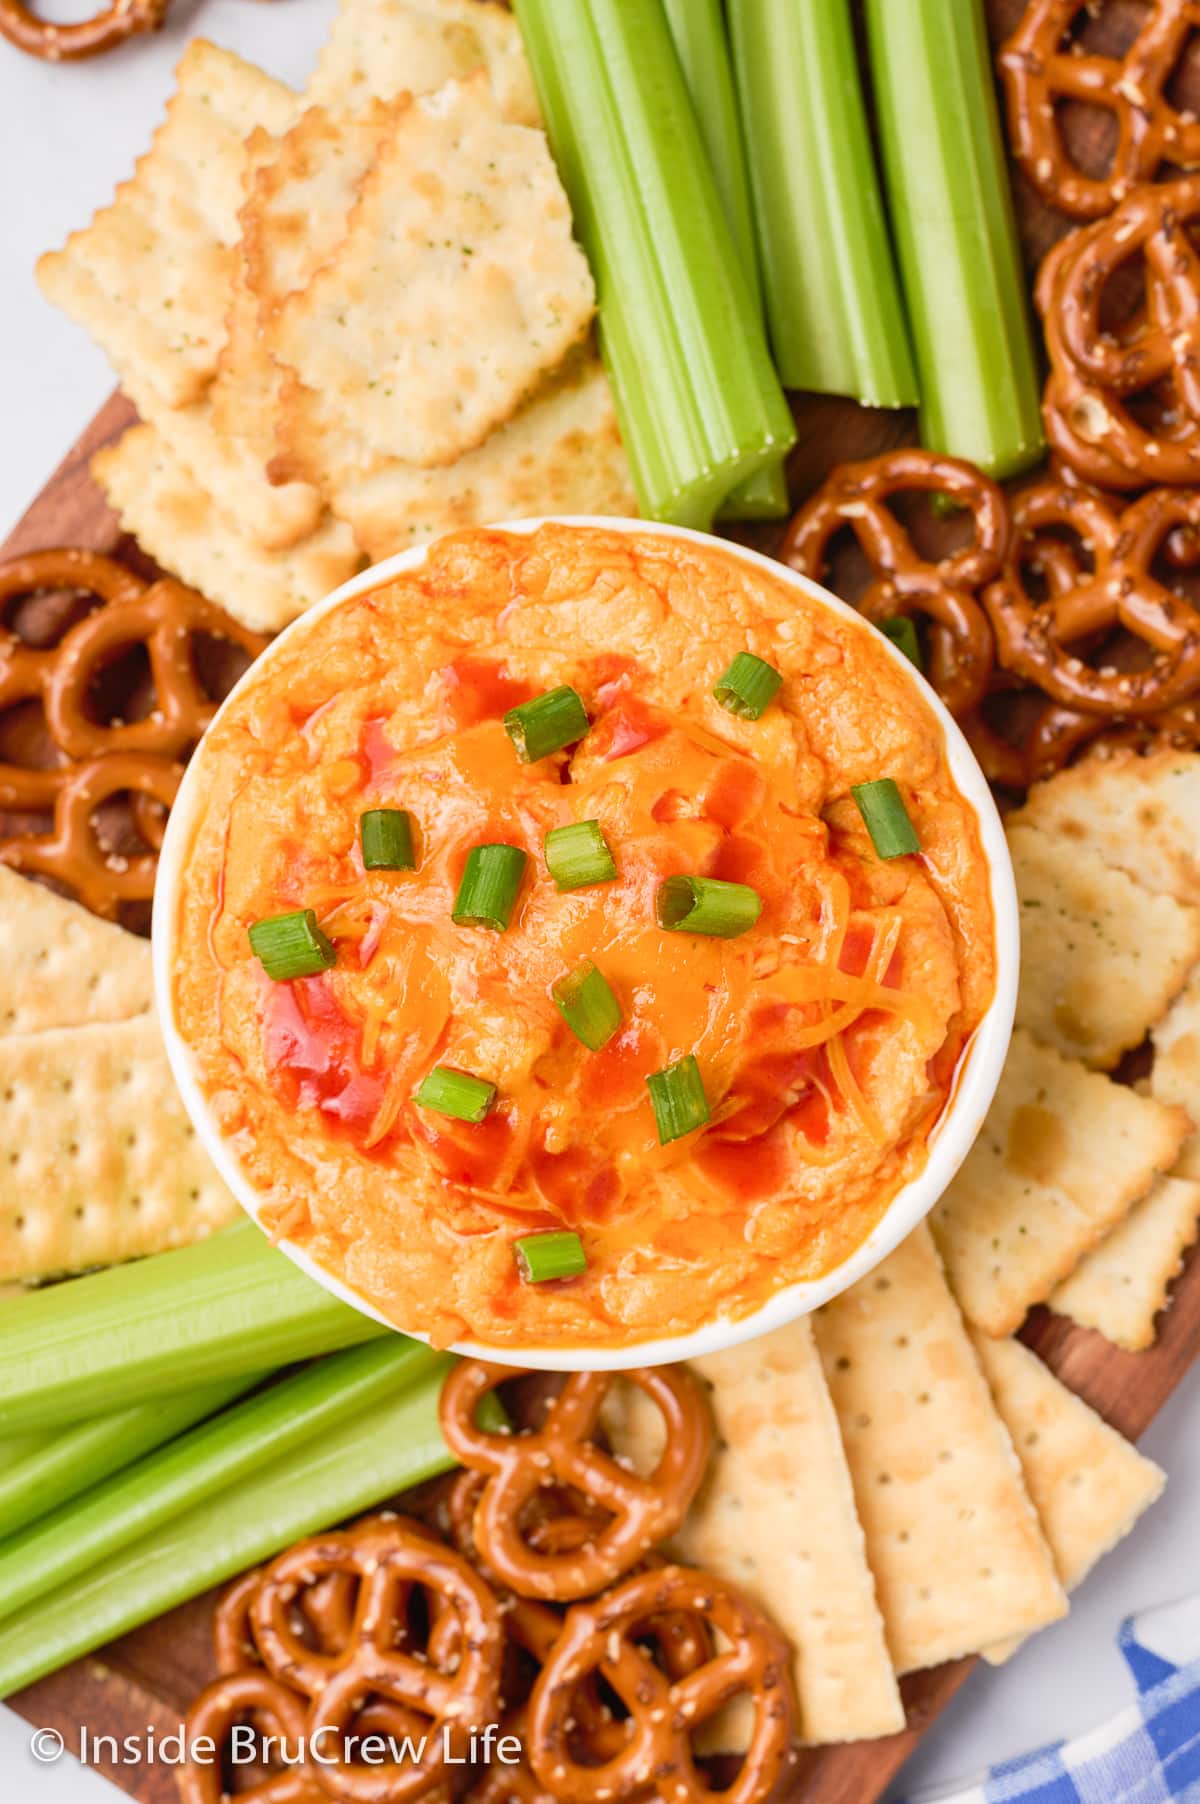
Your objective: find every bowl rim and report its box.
[154,515,1019,1371]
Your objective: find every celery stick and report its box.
[0,1354,456,1697]
[659,0,789,522]
[0,1339,441,1623]
[513,0,795,529]
[0,1221,384,1436]
[0,1436,48,1467]
[863,0,1043,477]
[728,0,916,408]
[661,0,758,292]
[0,1377,255,1541]
[723,456,789,523]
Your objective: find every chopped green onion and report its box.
[656,875,762,938]
[452,843,527,931]
[647,1055,711,1144]
[504,686,590,762]
[863,0,1043,477]
[0,1352,457,1699]
[713,651,783,720]
[544,820,617,891]
[248,909,335,981]
[360,808,416,871]
[514,1230,588,1284]
[852,778,921,859]
[511,0,795,528]
[552,961,622,1051]
[879,617,924,672]
[728,0,917,408]
[416,1066,497,1123]
[0,1223,383,1438]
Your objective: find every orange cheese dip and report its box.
[171,525,996,1351]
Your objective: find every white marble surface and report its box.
[2,11,1200,1799]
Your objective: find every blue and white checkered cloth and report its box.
[901,1599,1200,1804]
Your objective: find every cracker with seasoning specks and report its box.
[266,76,596,471]
[1009,822,1200,1070]
[932,1029,1190,1336]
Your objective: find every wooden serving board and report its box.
[3,0,1199,1797]
[7,403,1200,1804]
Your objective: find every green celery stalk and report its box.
[512,0,795,529]
[0,1221,384,1436]
[728,0,917,408]
[662,0,758,283]
[0,1352,457,1697]
[863,0,1043,476]
[0,1339,441,1624]
[0,1377,256,1541]
[660,0,789,522]
[0,1435,49,1467]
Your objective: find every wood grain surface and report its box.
[3,1,1199,1799]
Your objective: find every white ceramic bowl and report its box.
[155,517,1018,1371]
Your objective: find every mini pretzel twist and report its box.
[981,480,1200,717]
[445,1472,718,1804]
[0,548,267,916]
[0,550,146,811]
[439,1363,712,1602]
[47,577,265,758]
[779,449,1004,717]
[0,0,168,61]
[0,751,182,918]
[250,1518,504,1804]
[178,1670,326,1804]
[468,1585,717,1804]
[999,0,1200,220]
[213,1568,269,1676]
[527,1566,795,1804]
[445,1468,610,1589]
[0,551,266,799]
[214,1565,363,1679]
[1039,177,1200,488]
[963,693,1200,790]
[466,1596,602,1804]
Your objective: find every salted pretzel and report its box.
[214,1566,367,1681]
[0,547,266,916]
[999,0,1200,220]
[1039,177,1200,489]
[49,577,265,756]
[965,693,1200,790]
[439,1362,712,1602]
[981,480,1200,717]
[469,1586,719,1804]
[250,1517,504,1803]
[249,1517,495,1696]
[179,1670,326,1804]
[466,1597,605,1804]
[447,1474,717,1767]
[527,1566,795,1804]
[444,1467,612,1590]
[0,549,143,810]
[214,1568,270,1676]
[0,550,266,807]
[0,0,167,61]
[0,751,182,918]
[964,698,1104,791]
[779,449,1005,717]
